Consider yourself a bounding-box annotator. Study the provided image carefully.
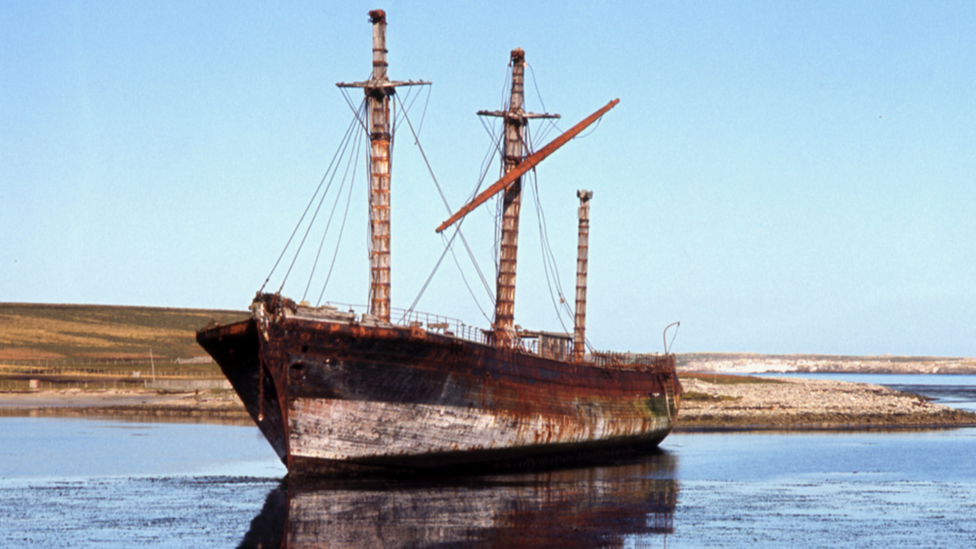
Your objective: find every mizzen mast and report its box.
[337,9,428,322]
[574,190,593,362]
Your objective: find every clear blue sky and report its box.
[2,1,974,357]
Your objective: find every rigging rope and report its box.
[403,225,461,320]
[340,87,369,135]
[526,62,548,119]
[316,133,361,306]
[416,84,432,137]
[280,103,366,296]
[303,118,363,302]
[259,110,363,295]
[396,94,495,317]
[531,171,574,332]
[523,124,577,333]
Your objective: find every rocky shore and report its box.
[675,374,976,431]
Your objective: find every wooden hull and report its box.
[196,299,681,476]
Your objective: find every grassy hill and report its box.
[0,303,248,363]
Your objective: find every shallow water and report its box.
[3,376,976,548]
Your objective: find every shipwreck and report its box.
[197,9,681,476]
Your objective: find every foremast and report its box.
[337,9,428,322]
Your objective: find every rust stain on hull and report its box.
[197,295,682,476]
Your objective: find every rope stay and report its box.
[316,140,360,306]
[280,102,366,297]
[308,124,363,304]
[396,93,495,321]
[259,105,364,295]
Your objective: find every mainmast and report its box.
[435,51,618,349]
[478,50,559,345]
[337,10,427,322]
[574,190,592,362]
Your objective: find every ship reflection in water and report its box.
[239,451,678,548]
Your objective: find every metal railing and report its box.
[590,351,672,370]
[318,302,495,347]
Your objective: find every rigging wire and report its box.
[259,109,363,294]
[394,94,495,320]
[302,117,363,302]
[526,62,548,118]
[316,132,361,306]
[280,105,365,296]
[403,224,462,320]
[340,87,370,135]
[395,84,432,139]
[444,234,493,323]
[531,171,574,330]
[397,92,497,301]
[572,116,604,140]
[394,85,418,131]
[416,84,432,137]
[524,124,576,332]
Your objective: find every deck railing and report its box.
[325,302,672,366]
[318,302,495,347]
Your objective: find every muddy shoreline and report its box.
[2,375,975,432]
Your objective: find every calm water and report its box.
[2,376,975,548]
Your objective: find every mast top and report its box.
[511,48,524,64]
[477,49,559,121]
[337,10,430,91]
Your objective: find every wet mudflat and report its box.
[2,379,976,548]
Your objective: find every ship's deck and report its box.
[287,300,669,370]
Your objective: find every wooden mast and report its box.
[574,190,592,362]
[337,10,427,322]
[491,49,527,343]
[365,10,393,322]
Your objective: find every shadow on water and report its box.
[238,450,679,549]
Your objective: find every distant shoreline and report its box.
[677,353,976,375]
